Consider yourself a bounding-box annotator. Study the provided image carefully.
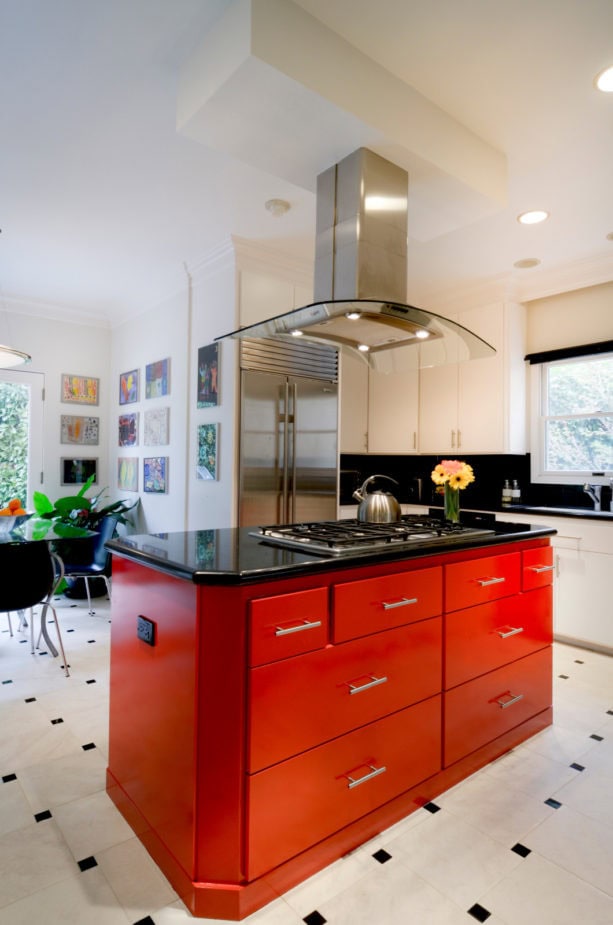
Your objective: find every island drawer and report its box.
[249,587,329,666]
[248,617,442,771]
[246,694,442,879]
[445,552,520,613]
[444,586,552,689]
[443,647,552,766]
[522,546,555,591]
[332,565,442,642]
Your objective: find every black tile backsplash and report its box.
[340,452,603,512]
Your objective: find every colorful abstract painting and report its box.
[145,358,170,398]
[197,423,218,480]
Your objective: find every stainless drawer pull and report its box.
[275,619,322,637]
[497,626,524,639]
[496,692,524,709]
[348,675,388,695]
[529,565,555,573]
[381,596,418,610]
[477,576,505,587]
[346,764,387,790]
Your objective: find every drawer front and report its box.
[445,552,520,613]
[249,587,329,666]
[445,586,553,689]
[333,566,442,642]
[444,647,552,766]
[522,545,555,591]
[247,695,441,879]
[249,618,442,771]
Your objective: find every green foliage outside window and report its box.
[0,382,29,504]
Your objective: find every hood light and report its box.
[345,311,362,320]
[357,343,369,352]
[514,257,541,269]
[290,329,303,336]
[595,65,613,92]
[517,210,549,225]
[415,329,430,339]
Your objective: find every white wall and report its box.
[526,282,613,353]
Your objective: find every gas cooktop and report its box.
[250,516,496,556]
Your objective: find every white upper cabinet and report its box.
[238,269,312,328]
[367,350,419,453]
[419,302,526,455]
[339,349,368,453]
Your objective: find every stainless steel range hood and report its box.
[217,149,495,367]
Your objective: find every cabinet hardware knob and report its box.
[381,596,418,610]
[529,565,555,573]
[274,619,322,637]
[477,576,505,587]
[495,691,524,709]
[347,675,388,695]
[496,626,524,638]
[345,764,387,789]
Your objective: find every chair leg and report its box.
[43,603,70,678]
[83,577,95,615]
[6,612,13,636]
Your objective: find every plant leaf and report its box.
[32,491,54,515]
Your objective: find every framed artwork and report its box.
[118,412,139,447]
[61,374,99,406]
[117,457,138,492]
[143,456,168,493]
[60,415,99,445]
[61,457,98,485]
[119,369,139,405]
[143,407,170,446]
[197,423,218,480]
[197,343,219,408]
[145,358,170,399]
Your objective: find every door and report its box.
[239,370,288,527]
[0,368,44,507]
[289,375,338,523]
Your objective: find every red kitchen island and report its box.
[106,520,555,920]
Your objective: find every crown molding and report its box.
[1,293,110,329]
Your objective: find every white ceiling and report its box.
[1,0,612,327]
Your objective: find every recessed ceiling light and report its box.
[514,257,541,269]
[606,232,613,242]
[517,210,549,225]
[594,65,613,92]
[264,198,291,217]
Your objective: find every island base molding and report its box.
[107,707,552,921]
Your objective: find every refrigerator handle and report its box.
[290,382,298,522]
[281,380,290,522]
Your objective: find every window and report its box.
[530,349,613,483]
[0,369,44,506]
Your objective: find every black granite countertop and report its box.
[107,520,557,585]
[500,504,613,521]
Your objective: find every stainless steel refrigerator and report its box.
[238,339,339,527]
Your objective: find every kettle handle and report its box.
[360,474,399,493]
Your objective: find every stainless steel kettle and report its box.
[352,475,402,523]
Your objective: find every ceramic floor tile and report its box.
[0,778,36,837]
[385,808,523,908]
[52,790,134,859]
[95,835,178,917]
[0,820,77,907]
[282,847,374,917]
[480,851,613,925]
[483,741,581,800]
[518,720,602,764]
[0,868,131,925]
[16,746,108,813]
[150,897,302,924]
[523,804,613,897]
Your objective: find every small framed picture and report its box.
[143,407,170,446]
[118,457,138,492]
[119,369,139,405]
[143,456,168,493]
[197,423,218,480]
[145,358,170,399]
[197,343,219,408]
[61,374,99,406]
[61,457,98,485]
[60,415,99,445]
[118,413,139,447]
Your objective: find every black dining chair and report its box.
[0,540,69,676]
[61,514,119,615]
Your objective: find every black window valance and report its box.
[524,339,613,364]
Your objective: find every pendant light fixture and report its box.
[0,232,32,368]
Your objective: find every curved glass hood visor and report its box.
[216,299,495,370]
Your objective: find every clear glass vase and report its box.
[444,484,460,523]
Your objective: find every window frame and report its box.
[529,349,613,485]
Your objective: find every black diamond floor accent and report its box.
[51,718,64,725]
[590,734,604,741]
[511,842,531,858]
[468,903,491,921]
[303,912,327,925]
[2,679,13,685]
[372,848,392,863]
[78,855,98,872]
[558,674,569,679]
[34,809,52,822]
[82,742,96,751]
[86,679,96,684]
[545,798,562,809]
[2,773,17,783]
[24,697,36,703]
[423,801,441,813]
[570,762,585,771]
[133,917,156,925]
[607,710,613,716]
[574,659,584,664]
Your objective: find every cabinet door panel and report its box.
[445,552,520,612]
[445,587,552,689]
[333,566,442,642]
[247,695,442,879]
[249,588,329,666]
[444,648,552,766]
[249,618,442,771]
[522,546,554,591]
